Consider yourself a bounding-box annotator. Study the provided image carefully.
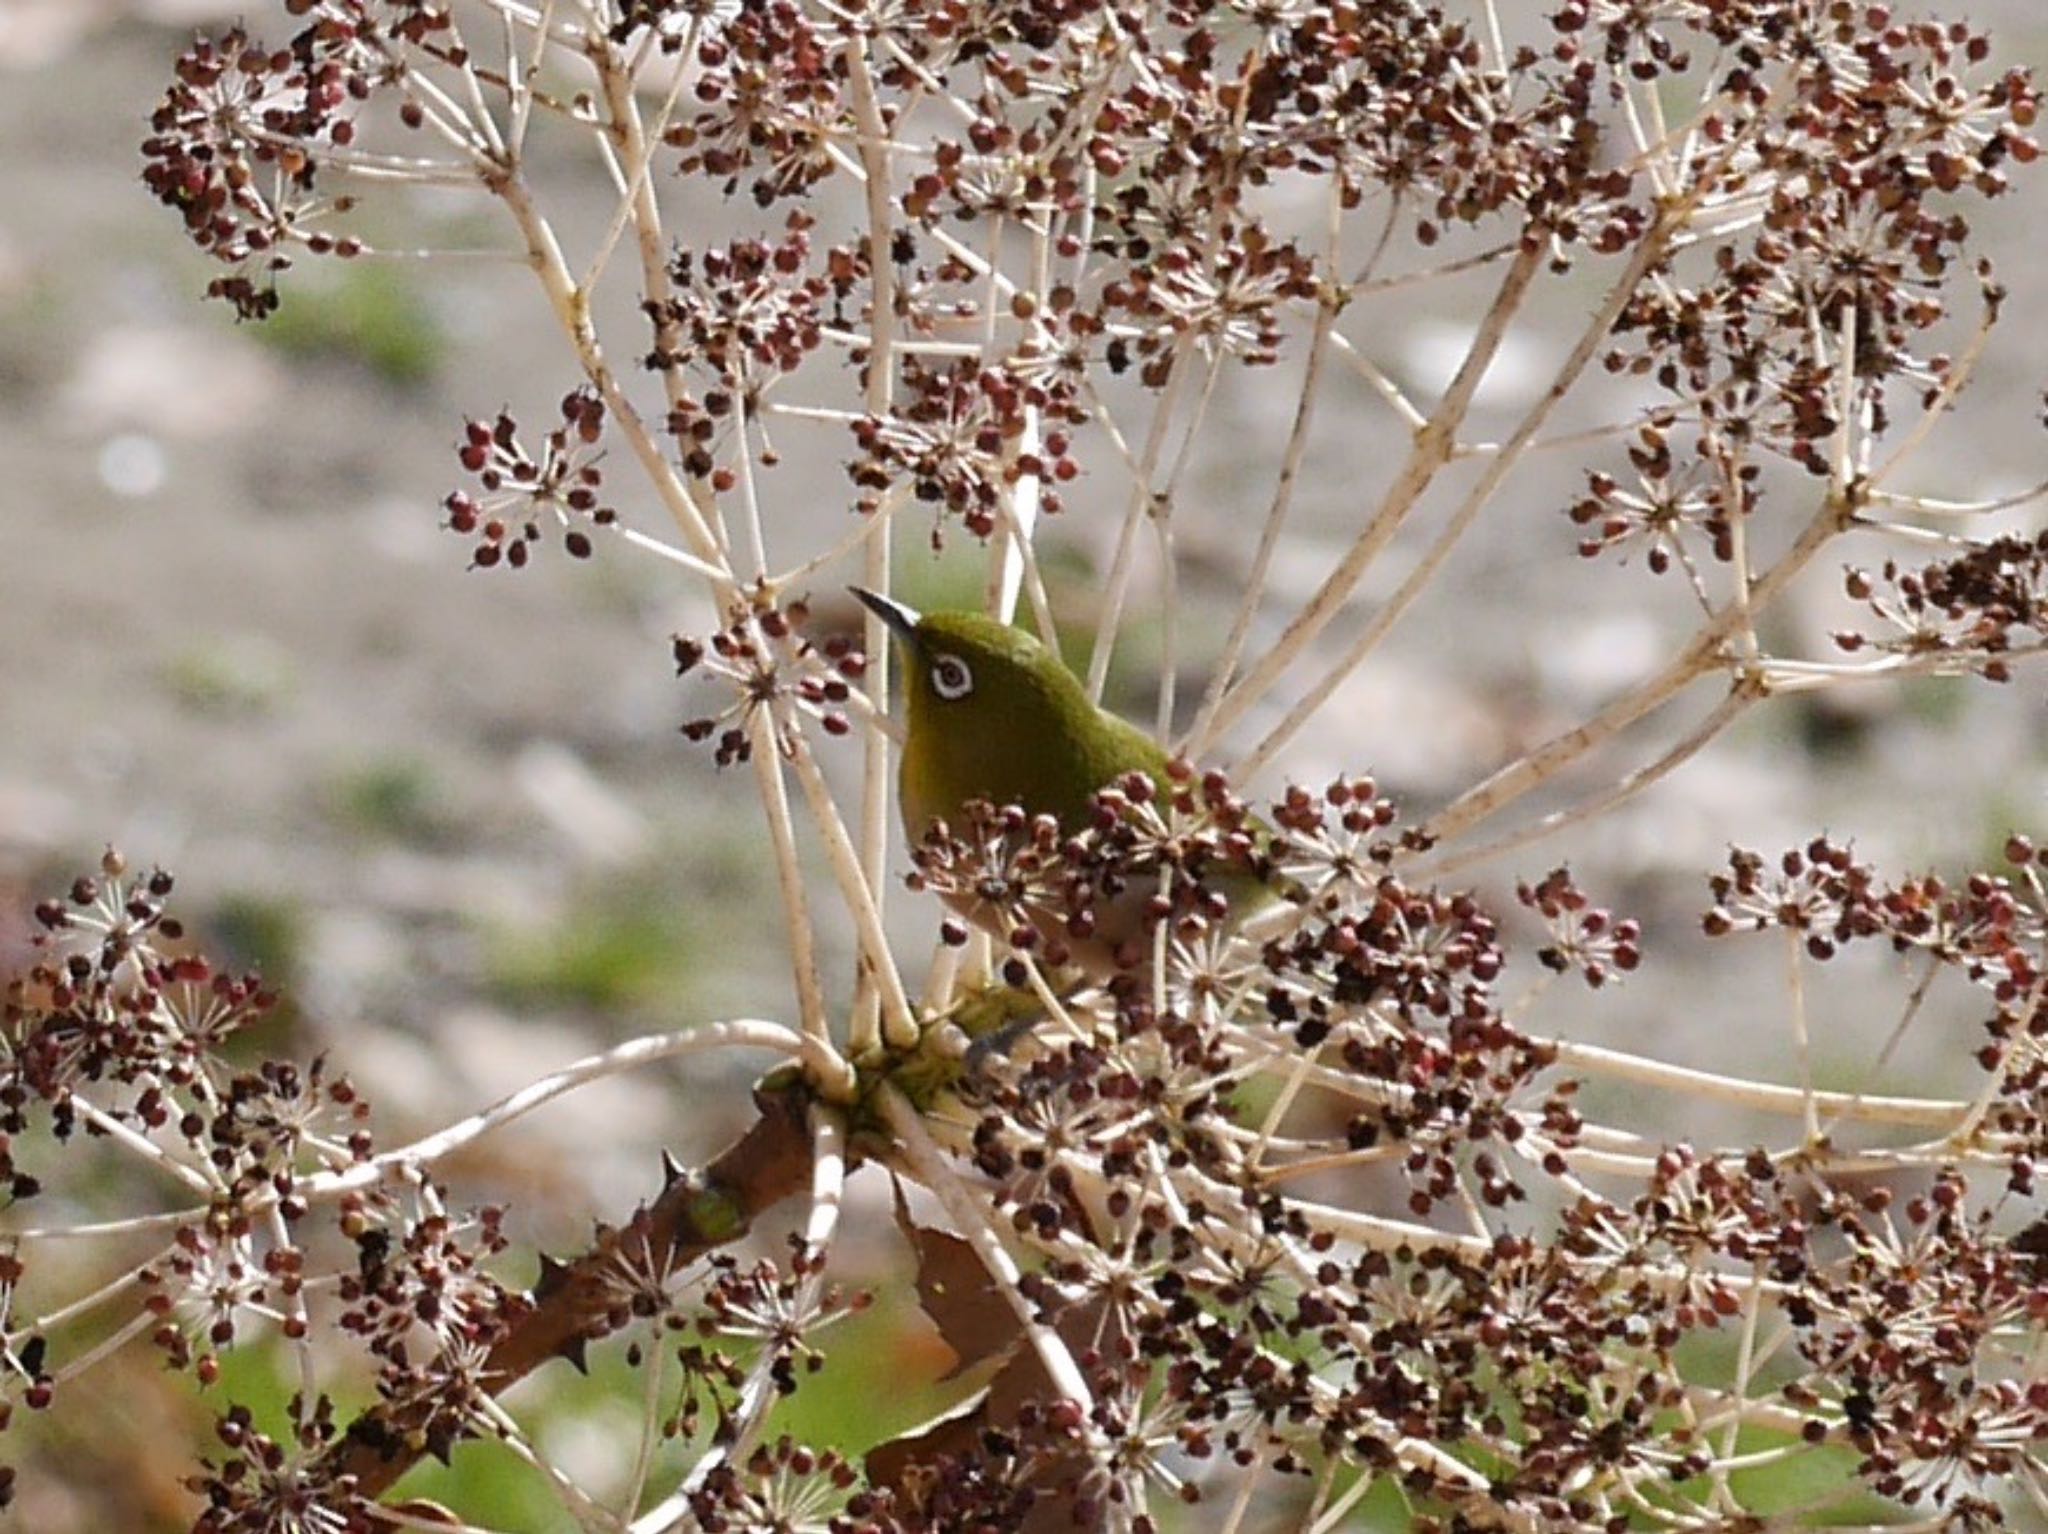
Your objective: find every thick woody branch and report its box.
[332,1077,819,1508]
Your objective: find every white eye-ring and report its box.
[929,652,974,701]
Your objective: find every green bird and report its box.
[852,588,1290,968]
[851,588,1170,839]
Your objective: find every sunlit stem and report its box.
[1537,1037,1964,1129]
[294,1022,823,1202]
[493,170,726,569]
[1192,237,1545,757]
[783,723,920,1050]
[1084,335,1200,705]
[1238,211,1675,780]
[1186,215,1343,751]
[1411,682,1756,882]
[747,720,836,1055]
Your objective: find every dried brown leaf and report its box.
[893,1177,1019,1380]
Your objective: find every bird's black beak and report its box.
[850,587,922,649]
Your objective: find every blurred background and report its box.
[1,1,2043,1527]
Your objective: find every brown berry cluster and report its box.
[444,391,616,570]
[1837,532,2048,680]
[676,599,867,765]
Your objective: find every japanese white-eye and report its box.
[853,588,1289,968]
[852,588,1171,840]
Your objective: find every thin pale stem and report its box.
[267,1201,321,1432]
[1783,925,1821,1145]
[47,1309,158,1390]
[1869,291,1999,491]
[1193,236,1546,756]
[1354,240,1517,295]
[1238,213,1675,780]
[1411,682,1755,883]
[1184,294,1339,753]
[1149,349,1228,736]
[768,481,897,593]
[1308,1468,1378,1534]
[1852,515,2002,548]
[1871,480,2048,517]
[1829,299,1860,496]
[1329,329,1428,430]
[238,130,479,185]
[580,22,696,298]
[67,1098,218,1199]
[504,0,560,158]
[1538,1037,1965,1129]
[1817,952,1942,1143]
[493,171,727,568]
[803,1101,848,1256]
[22,1262,151,1339]
[296,1022,820,1202]
[452,27,511,162]
[1759,644,2048,690]
[993,484,1060,647]
[746,720,837,1056]
[782,719,921,1050]
[845,40,908,1061]
[473,1393,615,1529]
[1084,337,1198,704]
[1721,446,1763,669]
[1,1209,197,1245]
[612,523,729,582]
[1215,1459,1265,1534]
[620,1326,669,1523]
[1251,1141,1408,1185]
[1711,1264,1768,1506]
[1417,485,1851,852]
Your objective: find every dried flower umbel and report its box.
[882,785,2045,1525]
[444,390,618,569]
[27,818,2032,1523]
[26,0,2041,1524]
[676,599,867,763]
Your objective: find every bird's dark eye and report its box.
[929,652,974,701]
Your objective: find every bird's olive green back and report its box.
[897,611,1170,838]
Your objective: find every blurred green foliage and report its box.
[256,264,444,388]
[207,889,305,985]
[325,756,453,844]
[161,636,296,717]
[486,886,701,1016]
